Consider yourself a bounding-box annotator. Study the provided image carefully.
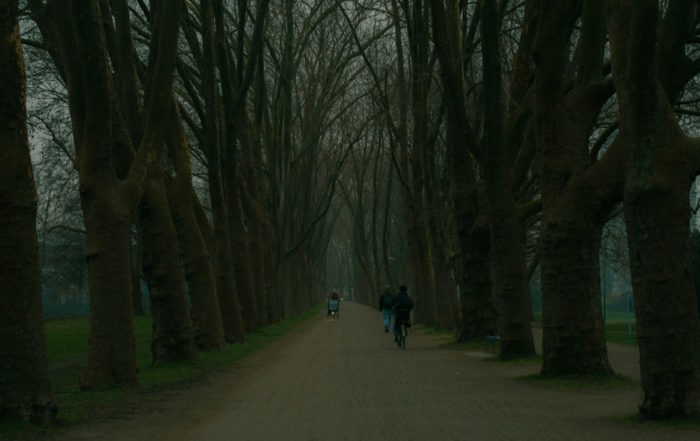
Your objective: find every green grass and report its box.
[2,305,322,439]
[617,413,700,430]
[439,338,499,353]
[438,336,541,363]
[518,372,635,391]
[411,324,453,336]
[532,311,638,346]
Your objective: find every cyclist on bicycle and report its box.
[392,285,414,345]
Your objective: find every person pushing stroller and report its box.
[327,290,340,318]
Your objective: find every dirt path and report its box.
[50,302,696,441]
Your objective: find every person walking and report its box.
[379,286,394,333]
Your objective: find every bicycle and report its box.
[395,311,410,350]
[398,320,408,350]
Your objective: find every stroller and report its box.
[327,292,340,319]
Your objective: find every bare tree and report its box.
[0,0,56,422]
[532,0,618,376]
[196,0,247,342]
[608,0,700,419]
[28,0,185,388]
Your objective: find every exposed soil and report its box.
[43,302,697,441]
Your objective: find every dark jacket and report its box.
[379,293,394,310]
[392,291,414,327]
[393,292,414,313]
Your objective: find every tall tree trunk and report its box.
[0,0,56,422]
[109,0,196,362]
[430,0,496,340]
[424,124,456,329]
[200,0,246,342]
[213,0,261,332]
[166,102,225,350]
[609,0,700,418]
[81,184,140,387]
[29,0,184,388]
[130,226,144,315]
[224,168,259,331]
[238,113,269,326]
[409,1,437,327]
[167,180,225,349]
[430,228,458,330]
[264,235,281,322]
[405,203,435,325]
[212,206,246,342]
[457,221,496,341]
[480,0,535,359]
[140,165,197,363]
[539,208,611,374]
[533,0,615,375]
[192,187,244,340]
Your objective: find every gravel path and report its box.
[50,302,697,441]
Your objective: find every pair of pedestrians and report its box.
[379,285,414,342]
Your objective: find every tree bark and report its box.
[166,101,225,350]
[457,221,497,341]
[533,0,616,375]
[0,0,57,422]
[609,0,700,418]
[480,0,535,359]
[140,165,197,363]
[430,0,496,340]
[199,0,246,342]
[213,0,260,332]
[29,0,184,388]
[108,0,197,363]
[238,113,270,326]
[80,185,140,387]
[224,162,259,332]
[130,226,144,315]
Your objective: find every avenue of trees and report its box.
[2,0,700,424]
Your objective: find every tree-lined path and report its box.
[51,302,696,441]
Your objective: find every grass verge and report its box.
[411,324,453,336]
[2,305,322,440]
[438,337,541,363]
[517,372,635,391]
[616,413,700,431]
[532,312,638,346]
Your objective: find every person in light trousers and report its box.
[379,286,394,333]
